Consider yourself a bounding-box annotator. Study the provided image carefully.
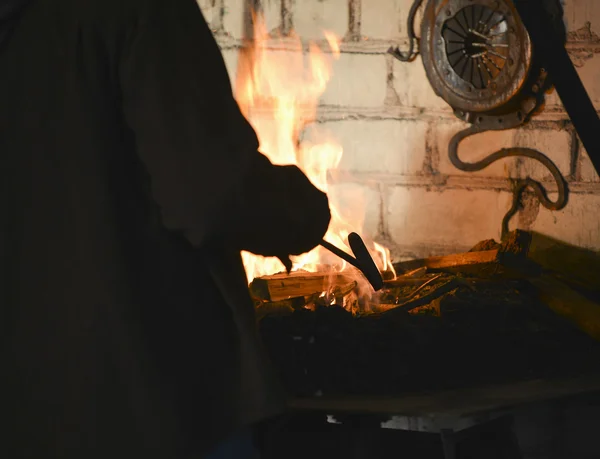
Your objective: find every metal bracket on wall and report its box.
[389,0,574,239]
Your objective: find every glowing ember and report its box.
[234,12,395,291]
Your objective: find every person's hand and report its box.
[277,255,293,274]
[274,165,331,256]
[237,163,331,258]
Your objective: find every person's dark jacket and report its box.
[0,0,330,457]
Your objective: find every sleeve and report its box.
[118,0,330,255]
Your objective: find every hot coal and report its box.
[259,279,600,398]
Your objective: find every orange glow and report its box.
[235,12,395,293]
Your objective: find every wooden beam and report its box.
[530,274,600,342]
[393,250,501,276]
[250,271,357,302]
[288,375,600,418]
[522,231,600,292]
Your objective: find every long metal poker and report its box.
[320,233,384,291]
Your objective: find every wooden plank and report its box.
[524,231,600,292]
[393,250,501,275]
[383,277,525,288]
[530,274,600,341]
[250,271,356,302]
[454,230,600,291]
[288,375,600,419]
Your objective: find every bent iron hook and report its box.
[320,233,384,291]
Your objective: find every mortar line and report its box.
[213,0,225,34]
[378,183,388,241]
[328,173,600,193]
[242,0,261,40]
[214,36,600,54]
[278,0,294,36]
[346,0,361,42]
[422,121,439,175]
[384,54,401,107]
[571,127,582,181]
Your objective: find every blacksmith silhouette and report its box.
[0,0,330,457]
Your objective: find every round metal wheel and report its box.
[420,0,532,115]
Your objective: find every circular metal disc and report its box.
[420,0,532,114]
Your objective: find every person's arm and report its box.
[118,0,330,256]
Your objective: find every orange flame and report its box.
[234,12,395,292]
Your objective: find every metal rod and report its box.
[469,29,490,41]
[320,239,362,270]
[320,236,385,291]
[514,0,600,176]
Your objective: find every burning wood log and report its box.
[383,276,475,315]
[258,272,600,398]
[249,270,357,302]
[255,230,600,400]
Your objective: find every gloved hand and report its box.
[235,159,331,259]
[272,165,331,255]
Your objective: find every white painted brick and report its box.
[321,54,388,107]
[291,0,349,41]
[221,48,239,84]
[544,53,600,112]
[573,53,600,109]
[213,0,281,39]
[262,1,284,35]
[361,0,404,39]
[327,182,381,238]
[563,0,600,35]
[361,0,426,39]
[387,187,513,248]
[544,87,564,111]
[530,192,600,250]
[434,120,518,178]
[302,119,428,175]
[197,0,219,28]
[222,0,245,38]
[434,121,572,180]
[393,56,450,110]
[578,144,600,181]
[514,127,572,180]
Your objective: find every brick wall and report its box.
[198,0,600,260]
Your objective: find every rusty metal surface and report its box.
[420,0,532,114]
[448,123,568,239]
[443,42,567,239]
[389,0,569,238]
[421,0,531,112]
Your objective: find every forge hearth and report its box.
[255,230,600,399]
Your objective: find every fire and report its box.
[234,12,395,289]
